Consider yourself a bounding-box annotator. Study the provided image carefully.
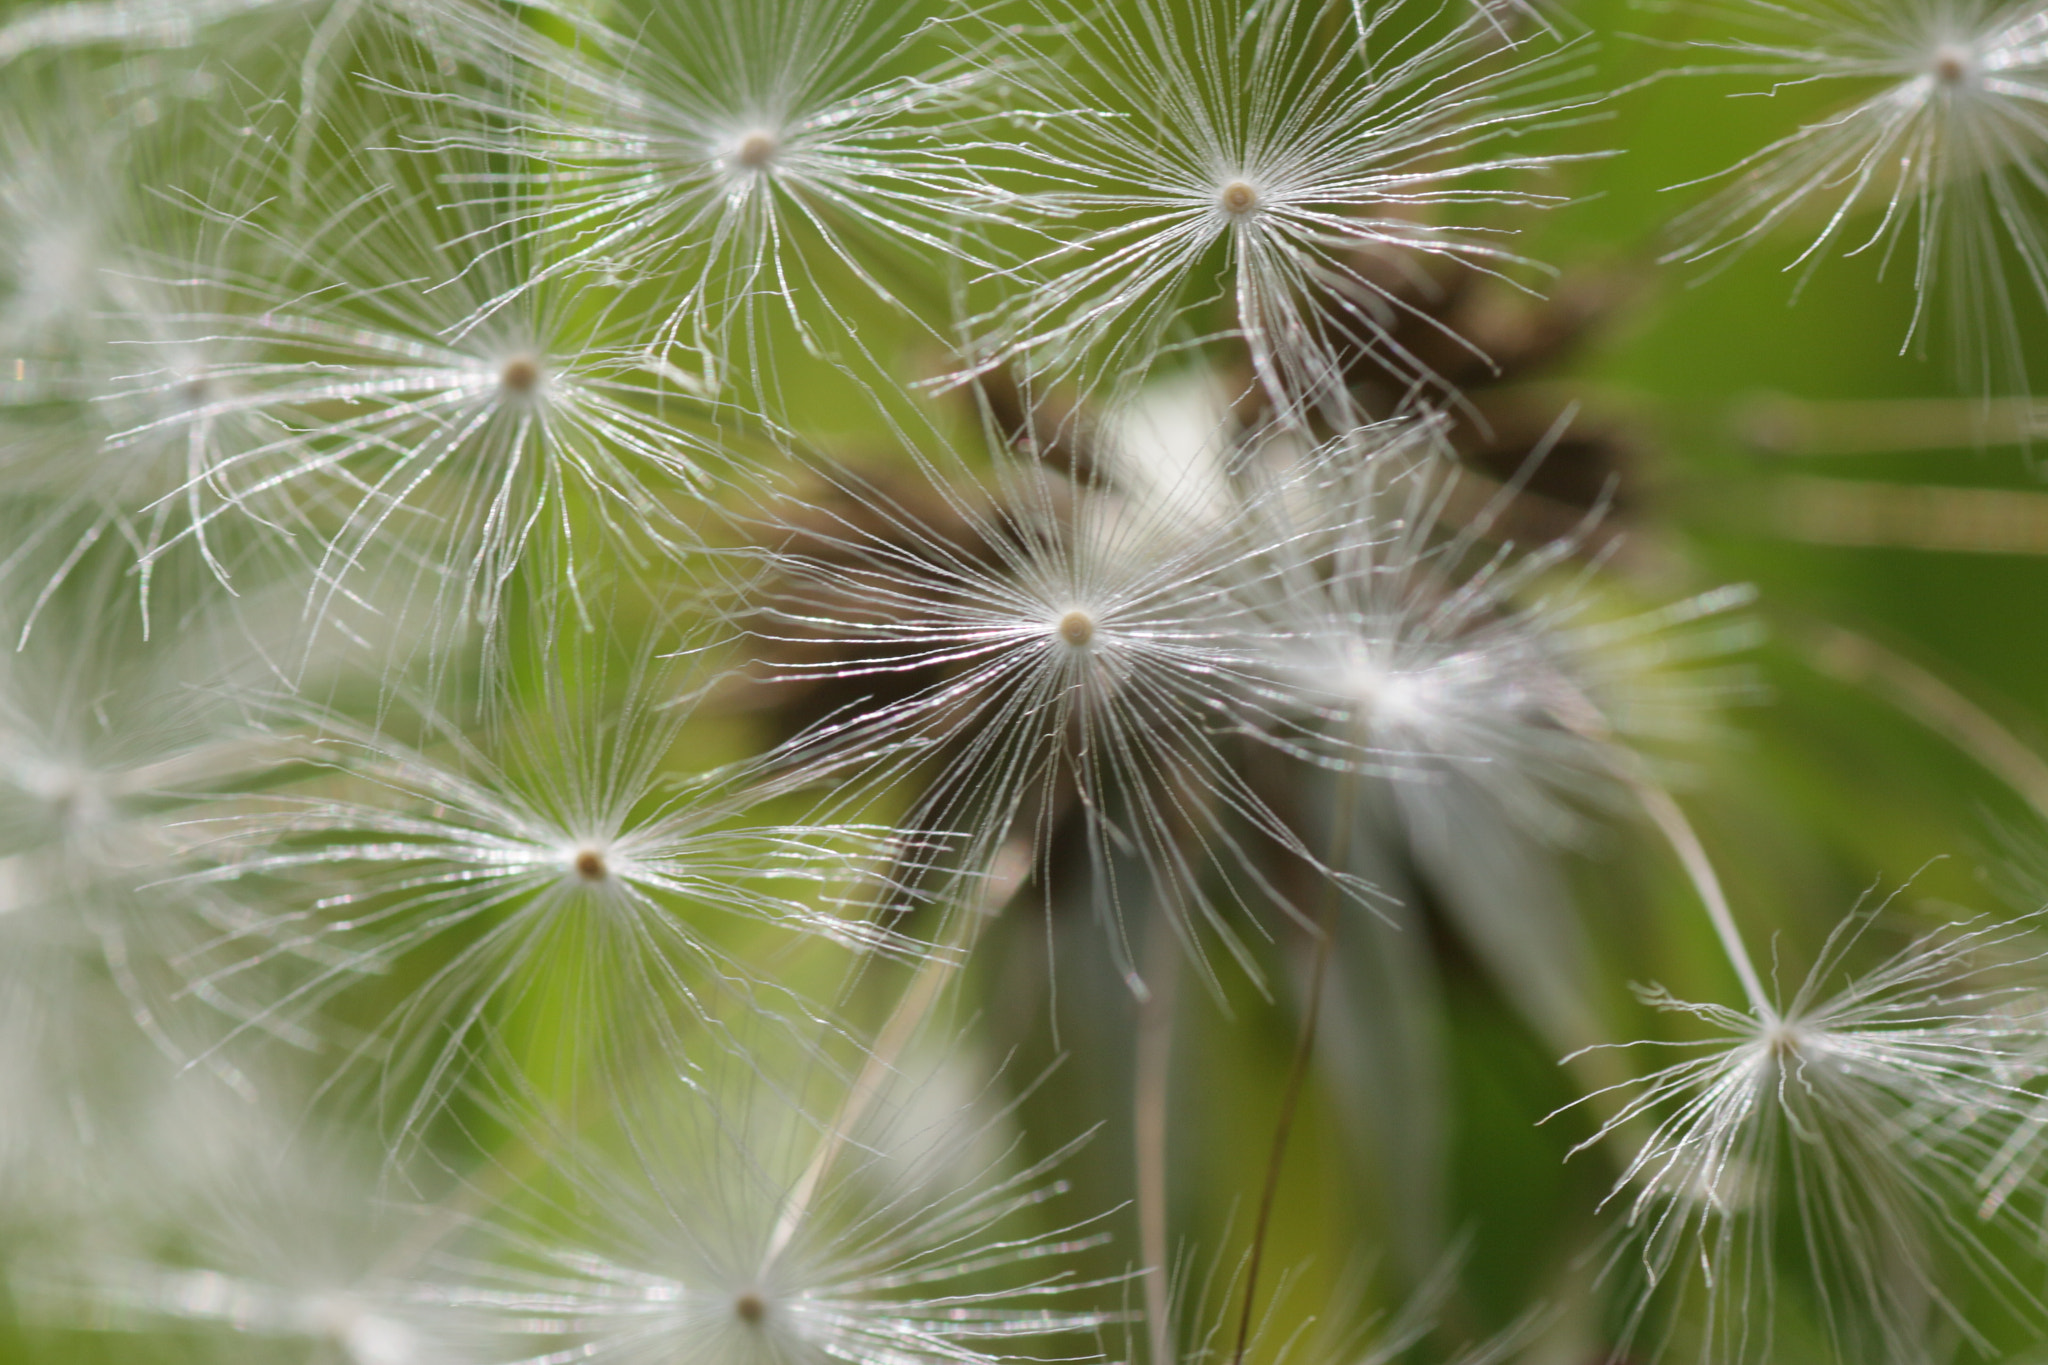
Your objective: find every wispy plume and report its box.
[947,0,1604,423]
[176,624,940,1153]
[402,0,1015,394]
[1664,0,2048,399]
[745,408,1376,998]
[1564,897,2048,1362]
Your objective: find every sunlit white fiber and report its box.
[421,1044,1119,1365]
[33,1246,493,1365]
[0,0,274,61]
[403,0,1012,390]
[0,0,469,66]
[1234,423,1758,848]
[0,0,477,202]
[0,589,294,1211]
[104,113,737,664]
[0,68,134,382]
[177,632,939,1151]
[1664,0,2048,398]
[0,69,333,634]
[21,1124,517,1364]
[1562,899,2048,1363]
[747,416,1372,998]
[947,0,1602,423]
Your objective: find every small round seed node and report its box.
[573,848,608,882]
[735,130,779,169]
[734,1291,767,1324]
[1219,179,1259,215]
[1056,610,1095,648]
[177,374,214,408]
[500,355,542,394]
[1933,44,1974,85]
[1767,1022,1807,1061]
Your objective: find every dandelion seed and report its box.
[1663,0,2048,399]
[1237,422,1757,847]
[495,353,542,396]
[733,128,782,171]
[22,1118,520,1364]
[103,108,741,666]
[0,0,478,145]
[1561,897,2048,1363]
[430,1042,1121,1365]
[948,0,1604,423]
[0,63,316,628]
[403,0,1013,388]
[178,627,941,1153]
[747,411,1373,998]
[0,587,293,1211]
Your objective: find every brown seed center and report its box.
[1933,44,1973,85]
[734,1291,767,1324]
[735,130,779,169]
[500,355,542,394]
[573,848,608,882]
[1056,610,1095,648]
[1219,179,1259,215]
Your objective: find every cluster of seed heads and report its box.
[5,2,2048,1365]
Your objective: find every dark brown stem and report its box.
[1230,776,1355,1365]
[1135,924,1181,1365]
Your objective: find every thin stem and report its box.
[765,838,1028,1263]
[1231,776,1356,1365]
[1627,774,1773,1018]
[1802,620,2048,821]
[1134,922,1181,1365]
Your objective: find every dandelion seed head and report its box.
[185,634,939,1150]
[420,0,1008,371]
[951,0,1599,422]
[84,115,737,672]
[1666,0,2048,398]
[22,1118,528,1364]
[751,424,1369,994]
[1578,904,2048,1361]
[1235,428,1754,848]
[435,1046,1118,1365]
